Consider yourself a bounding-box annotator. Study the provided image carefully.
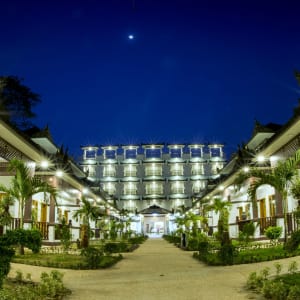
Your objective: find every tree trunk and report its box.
[283,196,288,244]
[81,224,89,248]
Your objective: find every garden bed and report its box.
[12,252,122,269]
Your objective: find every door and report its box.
[41,203,47,222]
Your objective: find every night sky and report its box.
[1,0,300,159]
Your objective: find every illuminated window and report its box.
[84,165,96,177]
[146,182,163,195]
[103,182,116,195]
[192,180,205,193]
[171,181,185,194]
[103,165,116,177]
[124,164,137,177]
[124,182,137,195]
[211,162,223,174]
[269,195,276,217]
[145,164,162,176]
[191,163,204,175]
[170,163,183,176]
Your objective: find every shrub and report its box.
[104,242,128,254]
[2,229,42,253]
[285,230,300,253]
[288,261,298,274]
[287,285,300,299]
[246,272,263,290]
[128,236,147,244]
[38,270,66,298]
[55,218,72,251]
[81,247,103,269]
[239,222,256,244]
[218,242,236,265]
[0,246,15,288]
[262,280,288,299]
[265,226,282,242]
[0,270,71,299]
[26,229,42,253]
[187,237,199,251]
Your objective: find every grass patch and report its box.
[193,245,300,266]
[12,252,122,269]
[1,270,71,300]
[246,263,300,299]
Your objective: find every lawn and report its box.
[12,252,122,269]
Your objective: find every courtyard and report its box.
[8,238,300,300]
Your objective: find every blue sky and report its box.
[1,0,300,159]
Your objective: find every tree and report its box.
[73,196,101,248]
[0,159,57,230]
[0,76,40,129]
[235,149,300,243]
[207,198,231,244]
[0,194,14,226]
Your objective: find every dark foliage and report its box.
[0,76,40,129]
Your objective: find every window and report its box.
[211,162,223,174]
[170,148,182,158]
[124,182,137,195]
[103,165,116,177]
[103,182,116,195]
[145,164,162,176]
[104,149,116,159]
[146,182,163,195]
[170,163,183,176]
[125,149,137,159]
[145,148,161,158]
[269,195,276,217]
[210,147,222,157]
[84,165,96,177]
[192,180,205,193]
[191,148,202,158]
[191,163,204,175]
[171,181,185,194]
[85,149,97,159]
[124,164,137,177]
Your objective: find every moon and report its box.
[128,34,134,40]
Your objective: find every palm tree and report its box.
[0,194,14,227]
[0,159,57,229]
[235,149,300,243]
[207,198,232,244]
[73,196,101,248]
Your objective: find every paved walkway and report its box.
[9,238,300,300]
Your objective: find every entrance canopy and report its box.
[139,205,171,215]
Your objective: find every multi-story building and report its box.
[80,143,226,235]
[193,114,300,240]
[0,119,116,243]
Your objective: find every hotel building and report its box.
[80,143,225,234]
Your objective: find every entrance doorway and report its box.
[144,215,166,238]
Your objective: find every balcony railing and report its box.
[34,222,49,240]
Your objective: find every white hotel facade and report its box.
[80,143,225,235]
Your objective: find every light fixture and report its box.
[56,170,63,177]
[41,160,49,169]
[257,155,265,163]
[243,166,249,173]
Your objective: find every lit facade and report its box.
[80,143,225,234]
